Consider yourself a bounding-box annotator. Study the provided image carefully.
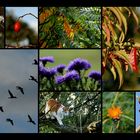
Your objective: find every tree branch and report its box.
[136,124,140,133]
[40,119,78,133]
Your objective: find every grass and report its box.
[102,92,135,133]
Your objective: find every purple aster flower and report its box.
[39,67,57,78]
[39,64,46,75]
[55,70,80,84]
[39,56,54,66]
[56,64,66,73]
[66,58,91,71]
[55,76,65,84]
[88,71,101,81]
[65,70,80,81]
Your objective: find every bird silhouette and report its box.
[8,90,17,99]
[32,59,38,65]
[0,106,4,112]
[29,75,38,83]
[27,114,36,125]
[16,86,24,95]
[6,118,14,126]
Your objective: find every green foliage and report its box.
[102,92,134,133]
[39,7,101,48]
[102,7,140,89]
[39,92,101,133]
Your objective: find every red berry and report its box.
[14,21,21,32]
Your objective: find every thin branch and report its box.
[17,13,38,20]
[136,124,140,133]
[39,119,78,133]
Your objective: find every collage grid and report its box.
[0,6,139,134]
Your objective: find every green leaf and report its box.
[112,58,123,89]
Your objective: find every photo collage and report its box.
[0,6,140,134]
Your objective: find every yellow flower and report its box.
[107,106,122,119]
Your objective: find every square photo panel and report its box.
[39,49,101,92]
[39,91,101,133]
[102,7,140,91]
[102,92,135,133]
[39,7,101,48]
[0,50,38,133]
[5,7,38,48]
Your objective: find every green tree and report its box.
[39,92,101,133]
[39,7,101,48]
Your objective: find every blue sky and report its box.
[0,50,38,133]
[6,7,38,33]
[136,92,140,128]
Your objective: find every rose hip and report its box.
[14,21,21,32]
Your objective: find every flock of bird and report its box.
[0,59,38,127]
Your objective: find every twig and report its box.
[17,13,38,20]
[136,124,140,133]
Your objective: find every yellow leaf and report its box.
[112,58,123,89]
[110,66,117,80]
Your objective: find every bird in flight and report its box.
[16,86,24,95]
[0,106,4,112]
[32,59,38,65]
[8,90,17,99]
[29,75,38,83]
[6,118,14,126]
[27,114,36,125]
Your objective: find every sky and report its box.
[0,50,38,133]
[6,7,38,34]
[136,92,140,128]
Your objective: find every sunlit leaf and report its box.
[110,66,117,80]
[112,58,123,89]
[112,50,133,70]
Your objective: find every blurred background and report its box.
[40,49,101,73]
[102,92,134,133]
[6,7,38,48]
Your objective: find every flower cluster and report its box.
[66,58,91,71]
[39,56,54,66]
[88,70,101,81]
[55,70,80,84]
[39,56,101,91]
